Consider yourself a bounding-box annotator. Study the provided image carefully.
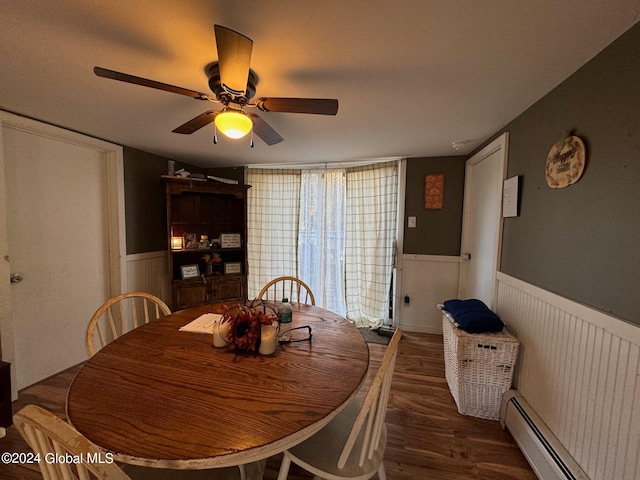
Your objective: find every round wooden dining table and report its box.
[66,303,370,471]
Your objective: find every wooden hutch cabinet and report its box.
[164,177,250,311]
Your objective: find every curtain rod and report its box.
[245,157,403,170]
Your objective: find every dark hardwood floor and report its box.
[1,331,536,480]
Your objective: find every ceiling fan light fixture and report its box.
[215,110,253,139]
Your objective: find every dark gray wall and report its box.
[123,147,176,254]
[486,22,640,324]
[403,156,466,255]
[123,148,246,254]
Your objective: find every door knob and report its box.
[10,273,23,284]
[462,253,472,260]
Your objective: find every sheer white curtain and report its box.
[345,162,398,327]
[298,170,347,316]
[247,161,398,327]
[246,168,301,298]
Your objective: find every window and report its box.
[247,161,398,326]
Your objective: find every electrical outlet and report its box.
[408,216,417,228]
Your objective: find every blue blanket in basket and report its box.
[443,299,504,333]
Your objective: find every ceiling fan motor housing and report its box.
[207,62,257,103]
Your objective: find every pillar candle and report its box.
[213,319,230,347]
[259,325,277,355]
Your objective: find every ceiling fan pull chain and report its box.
[213,124,218,144]
[250,129,254,148]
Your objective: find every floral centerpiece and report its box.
[221,302,278,351]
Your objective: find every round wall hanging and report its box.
[545,136,586,188]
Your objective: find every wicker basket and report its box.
[442,315,519,420]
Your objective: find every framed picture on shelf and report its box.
[183,233,197,249]
[180,264,201,279]
[220,233,242,248]
[224,262,242,275]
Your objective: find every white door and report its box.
[459,133,508,308]
[0,113,126,392]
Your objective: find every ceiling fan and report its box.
[94,25,338,146]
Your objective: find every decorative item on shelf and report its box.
[224,262,242,275]
[219,301,279,353]
[220,233,242,248]
[180,264,201,280]
[211,237,221,249]
[198,234,210,249]
[170,226,184,250]
[183,232,197,249]
[202,253,223,275]
[171,236,184,250]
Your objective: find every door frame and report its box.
[391,159,407,328]
[0,111,127,397]
[458,132,509,307]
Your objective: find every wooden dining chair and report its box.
[276,328,402,480]
[14,405,252,480]
[85,292,171,357]
[258,276,316,305]
[14,404,131,480]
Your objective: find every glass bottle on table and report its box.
[278,297,293,342]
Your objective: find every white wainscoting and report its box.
[398,255,460,333]
[125,251,170,306]
[496,272,640,480]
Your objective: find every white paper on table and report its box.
[179,313,223,334]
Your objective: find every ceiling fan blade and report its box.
[255,98,338,115]
[248,113,283,146]
[214,25,253,96]
[94,67,215,101]
[172,111,218,134]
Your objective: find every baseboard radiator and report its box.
[501,391,589,480]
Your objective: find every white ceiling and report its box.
[1,1,639,168]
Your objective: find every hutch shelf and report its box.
[164,176,250,311]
